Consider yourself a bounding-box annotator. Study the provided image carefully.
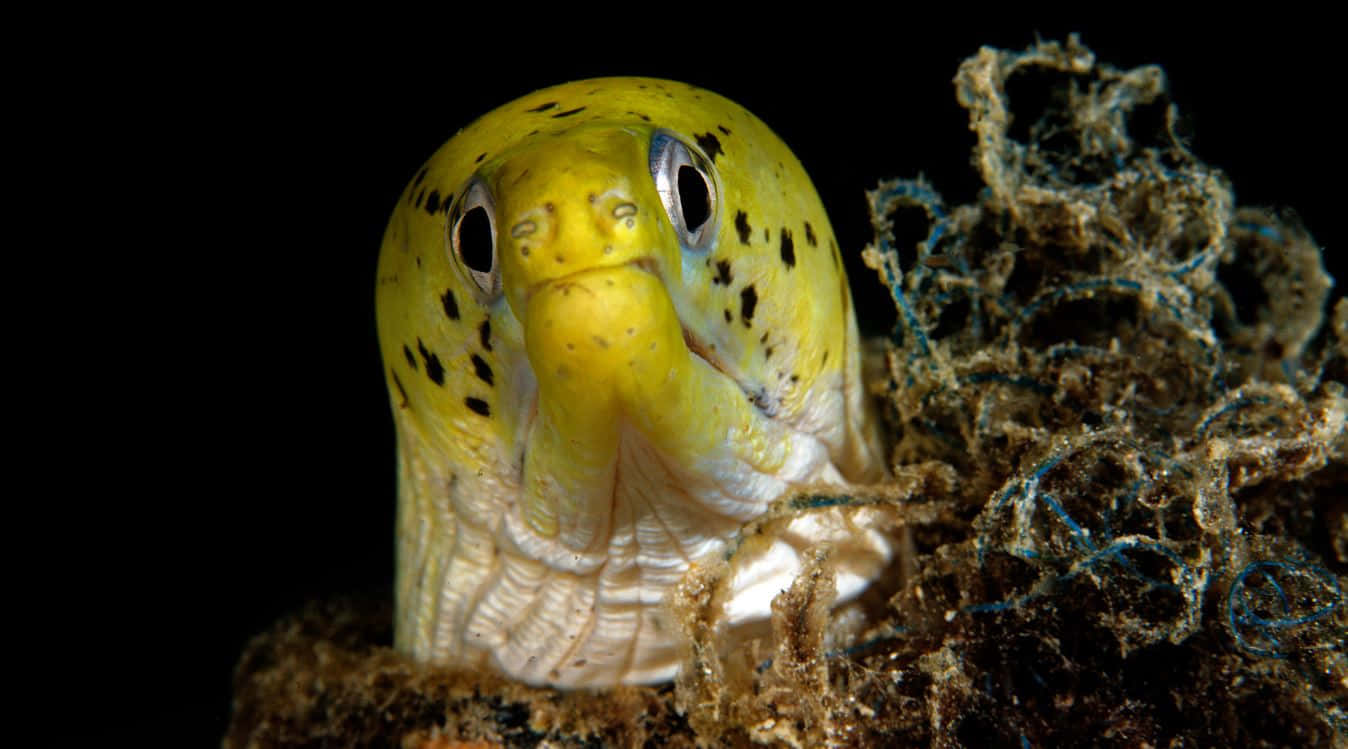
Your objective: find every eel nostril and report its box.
[511,220,537,238]
[612,202,637,219]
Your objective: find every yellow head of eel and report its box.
[375,78,887,687]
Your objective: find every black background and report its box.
[113,17,1341,743]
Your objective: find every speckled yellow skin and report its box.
[376,78,885,687]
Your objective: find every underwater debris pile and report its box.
[225,37,1346,747]
[671,34,1347,747]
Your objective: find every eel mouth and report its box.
[681,323,776,415]
[632,257,776,419]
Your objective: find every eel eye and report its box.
[649,131,718,251]
[450,179,499,295]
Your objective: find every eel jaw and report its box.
[681,324,778,418]
[513,255,796,547]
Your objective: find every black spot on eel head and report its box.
[694,131,723,161]
[417,338,445,386]
[740,285,758,327]
[479,319,492,351]
[391,369,409,409]
[734,211,752,245]
[471,354,494,386]
[441,290,460,320]
[780,228,795,268]
[714,259,732,285]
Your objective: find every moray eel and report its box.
[376,78,889,687]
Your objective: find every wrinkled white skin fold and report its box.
[397,408,894,687]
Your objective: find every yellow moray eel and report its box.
[376,78,889,687]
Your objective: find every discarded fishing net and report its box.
[226,36,1346,747]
